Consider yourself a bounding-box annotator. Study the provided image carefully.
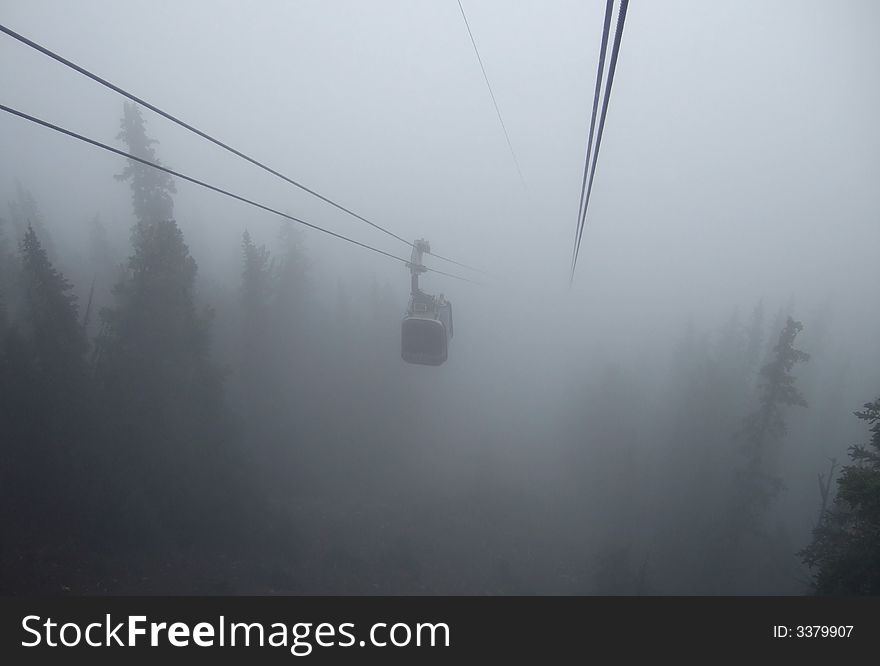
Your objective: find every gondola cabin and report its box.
[401,292,453,366]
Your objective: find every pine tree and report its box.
[99,219,218,418]
[86,102,249,553]
[97,217,233,539]
[19,225,87,387]
[8,184,55,261]
[801,397,880,594]
[739,316,810,513]
[115,101,176,227]
[1,226,89,534]
[102,104,214,421]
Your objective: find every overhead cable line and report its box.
[0,22,485,276]
[456,0,526,189]
[0,103,481,285]
[570,0,629,283]
[570,0,613,275]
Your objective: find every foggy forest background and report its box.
[1,100,877,595]
[2,1,879,596]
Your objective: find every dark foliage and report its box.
[801,397,880,594]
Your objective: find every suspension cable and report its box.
[0,22,486,275]
[570,0,629,283]
[571,0,614,275]
[0,103,481,285]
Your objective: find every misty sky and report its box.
[2,0,879,362]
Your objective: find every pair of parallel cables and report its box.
[570,0,629,283]
[0,21,489,282]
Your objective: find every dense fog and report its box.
[1,1,879,595]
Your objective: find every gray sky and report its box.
[2,0,879,357]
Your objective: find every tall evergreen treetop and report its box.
[103,103,212,404]
[19,225,86,378]
[115,102,176,227]
[736,316,810,516]
[9,184,55,261]
[744,317,810,449]
[96,103,235,538]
